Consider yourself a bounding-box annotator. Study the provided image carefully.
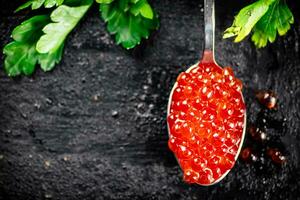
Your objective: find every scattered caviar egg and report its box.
[168,62,246,185]
[248,124,267,142]
[267,148,287,165]
[240,147,251,161]
[255,90,277,109]
[240,147,257,163]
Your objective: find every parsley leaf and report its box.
[3,15,64,76]
[130,0,153,19]
[251,0,294,48]
[15,0,64,12]
[96,0,115,3]
[44,0,65,8]
[223,0,275,42]
[36,0,93,53]
[98,0,159,49]
[223,0,294,48]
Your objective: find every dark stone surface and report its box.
[0,0,300,199]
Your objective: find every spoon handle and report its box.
[202,0,215,63]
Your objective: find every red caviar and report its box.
[168,62,246,185]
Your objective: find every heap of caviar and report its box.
[168,62,246,185]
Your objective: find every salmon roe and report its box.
[168,62,246,185]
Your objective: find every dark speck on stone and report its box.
[44,193,52,199]
[111,110,119,118]
[92,94,101,102]
[46,98,53,105]
[28,129,35,138]
[34,102,41,109]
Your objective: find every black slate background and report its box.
[0,0,300,199]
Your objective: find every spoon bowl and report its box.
[167,0,246,186]
[167,58,247,186]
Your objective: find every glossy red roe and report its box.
[240,147,252,161]
[168,62,246,185]
[255,90,277,109]
[267,148,286,165]
[240,147,257,163]
[248,124,267,142]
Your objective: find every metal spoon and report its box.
[167,0,246,186]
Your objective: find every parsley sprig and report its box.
[223,0,294,48]
[98,0,159,49]
[3,0,158,77]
